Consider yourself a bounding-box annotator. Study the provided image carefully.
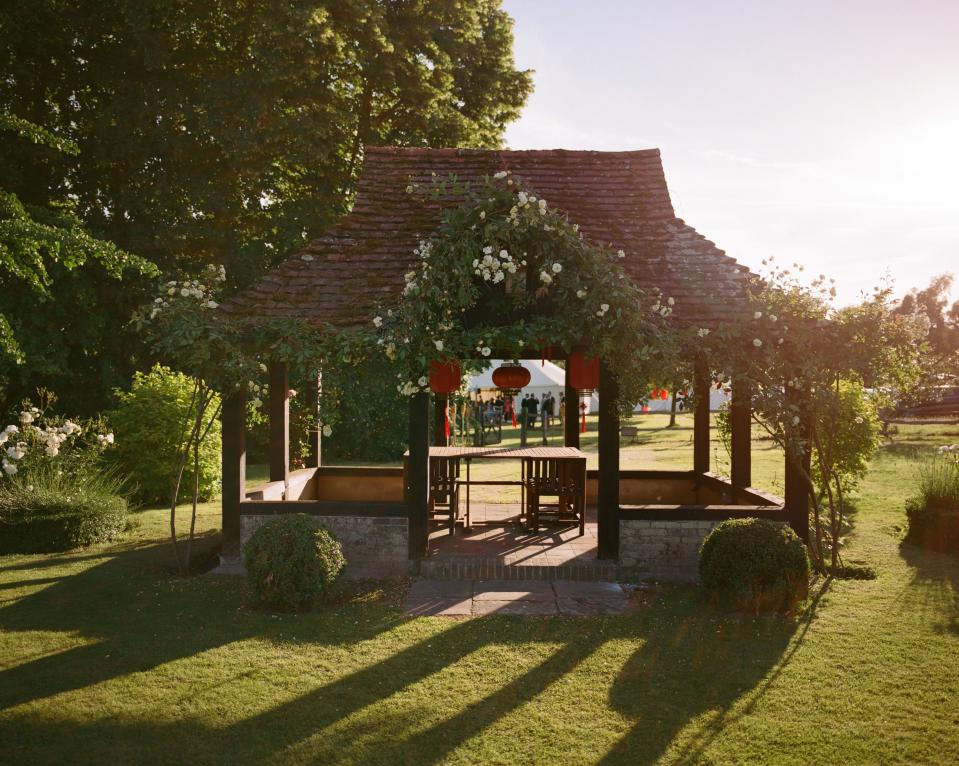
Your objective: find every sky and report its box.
[501,0,959,305]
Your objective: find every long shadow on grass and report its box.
[899,540,959,636]
[0,533,407,712]
[600,589,805,766]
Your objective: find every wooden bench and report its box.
[621,425,639,443]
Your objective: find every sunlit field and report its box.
[2,416,957,765]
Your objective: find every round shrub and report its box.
[0,471,128,553]
[243,514,346,611]
[699,518,811,614]
[108,365,221,505]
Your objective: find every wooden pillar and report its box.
[306,370,321,468]
[220,388,246,559]
[693,357,711,473]
[597,361,620,560]
[785,388,811,543]
[564,363,580,448]
[433,395,449,446]
[269,361,289,484]
[731,378,752,488]
[407,391,430,559]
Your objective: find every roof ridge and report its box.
[363,146,662,159]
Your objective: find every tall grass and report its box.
[914,454,959,511]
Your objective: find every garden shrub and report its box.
[109,365,221,504]
[905,446,959,553]
[699,518,811,614]
[0,468,128,553]
[244,514,346,611]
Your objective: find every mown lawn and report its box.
[1,416,957,765]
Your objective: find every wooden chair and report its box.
[429,456,463,535]
[523,458,584,536]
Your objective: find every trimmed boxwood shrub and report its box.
[244,514,346,611]
[699,518,810,614]
[0,472,128,553]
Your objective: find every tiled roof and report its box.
[223,147,754,328]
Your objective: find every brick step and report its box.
[418,555,617,582]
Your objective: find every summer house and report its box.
[220,147,808,578]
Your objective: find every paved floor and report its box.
[402,578,632,617]
[428,502,599,567]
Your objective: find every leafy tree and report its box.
[0,1,531,413]
[0,113,157,412]
[0,0,532,285]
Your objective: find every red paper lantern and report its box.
[651,388,660,399]
[491,361,531,395]
[429,359,461,394]
[568,349,600,393]
[660,389,669,400]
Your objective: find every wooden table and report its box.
[418,446,588,530]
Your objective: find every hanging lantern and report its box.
[660,389,669,400]
[429,359,461,394]
[491,360,531,396]
[651,388,660,399]
[568,349,600,394]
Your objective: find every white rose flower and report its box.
[206,300,218,309]
[493,170,508,179]
[322,424,333,437]
[552,262,562,274]
[617,249,625,258]
[769,314,778,322]
[20,412,33,425]
[539,272,552,284]
[792,415,801,426]
[479,210,486,220]
[667,297,675,306]
[601,303,610,312]
[483,245,493,255]
[418,376,428,387]
[499,249,508,258]
[481,347,491,357]
[405,185,414,194]
[0,432,7,445]
[754,311,763,320]
[753,338,763,347]
[373,316,383,327]
[434,339,444,352]
[576,289,587,298]
[697,327,710,337]
[2,460,16,476]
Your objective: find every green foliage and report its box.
[703,264,925,571]
[0,0,531,286]
[322,358,415,462]
[243,514,346,612]
[368,173,680,408]
[0,467,127,553]
[905,448,959,553]
[108,365,221,504]
[0,114,156,408]
[699,518,811,614]
[0,1,530,413]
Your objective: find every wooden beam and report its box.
[731,378,752,487]
[597,361,620,559]
[693,357,710,473]
[407,392,430,559]
[784,387,811,543]
[306,370,321,468]
[269,361,289,484]
[433,394,449,446]
[564,361,580,448]
[220,388,246,559]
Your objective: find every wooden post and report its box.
[785,387,811,543]
[268,361,289,485]
[306,370,321,468]
[407,391,430,559]
[220,388,246,559]
[598,361,620,560]
[693,357,710,474]
[564,365,580,448]
[433,394,448,446]
[731,377,752,488]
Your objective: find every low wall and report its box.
[240,513,409,578]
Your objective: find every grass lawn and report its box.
[1,416,958,765]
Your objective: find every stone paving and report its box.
[402,578,632,617]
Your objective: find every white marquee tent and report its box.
[469,359,730,413]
